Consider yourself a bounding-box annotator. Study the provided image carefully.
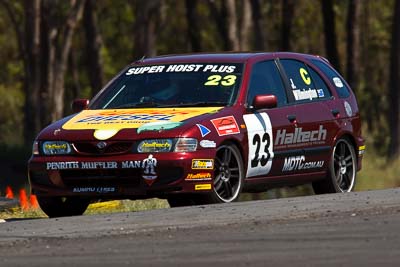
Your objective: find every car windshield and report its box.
[90,63,243,109]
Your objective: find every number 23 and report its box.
[204,75,237,86]
[251,132,271,168]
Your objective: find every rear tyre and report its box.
[198,143,245,204]
[312,138,357,194]
[37,196,90,218]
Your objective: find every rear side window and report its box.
[308,67,332,99]
[247,60,287,106]
[280,59,330,103]
[311,59,350,98]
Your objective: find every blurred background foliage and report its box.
[0,0,399,196]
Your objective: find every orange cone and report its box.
[5,186,14,199]
[30,194,39,209]
[19,189,29,210]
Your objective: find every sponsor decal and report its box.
[137,121,183,134]
[125,64,236,75]
[243,113,274,178]
[290,78,297,89]
[192,159,214,170]
[122,160,141,168]
[73,187,116,193]
[45,154,160,185]
[282,156,324,172]
[46,161,118,170]
[358,145,366,155]
[199,140,216,148]
[185,173,212,181]
[44,143,68,150]
[196,124,211,137]
[142,154,157,186]
[299,68,311,85]
[62,107,222,131]
[195,184,212,191]
[344,101,352,117]
[293,88,319,101]
[333,77,344,88]
[140,141,171,150]
[275,125,327,148]
[211,116,240,136]
[317,89,325,98]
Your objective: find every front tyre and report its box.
[313,138,357,194]
[37,196,90,218]
[200,143,245,204]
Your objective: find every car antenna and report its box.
[134,55,146,64]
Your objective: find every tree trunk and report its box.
[320,0,341,72]
[133,1,162,59]
[185,0,202,52]
[69,48,81,101]
[239,0,252,51]
[223,0,239,51]
[207,0,229,50]
[83,0,105,95]
[42,0,86,123]
[207,0,243,51]
[23,0,42,145]
[250,0,265,50]
[388,0,400,158]
[281,0,294,51]
[346,0,361,94]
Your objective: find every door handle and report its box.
[287,114,297,122]
[331,109,340,117]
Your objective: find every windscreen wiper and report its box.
[114,101,161,109]
[167,102,227,107]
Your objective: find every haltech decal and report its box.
[62,108,222,131]
[275,125,327,147]
[186,173,212,181]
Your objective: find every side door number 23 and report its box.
[243,113,274,178]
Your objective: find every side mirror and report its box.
[72,99,89,113]
[252,94,277,110]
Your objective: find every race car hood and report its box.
[37,107,224,141]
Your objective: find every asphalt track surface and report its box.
[1,189,400,266]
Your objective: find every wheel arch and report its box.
[335,132,358,153]
[219,138,247,169]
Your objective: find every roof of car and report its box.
[132,52,321,65]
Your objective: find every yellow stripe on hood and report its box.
[62,107,222,131]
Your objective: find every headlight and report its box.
[32,141,39,155]
[174,138,197,152]
[42,141,72,155]
[138,139,173,153]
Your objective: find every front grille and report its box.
[73,142,133,155]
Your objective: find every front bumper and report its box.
[28,151,215,198]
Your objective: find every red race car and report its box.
[28,52,365,217]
